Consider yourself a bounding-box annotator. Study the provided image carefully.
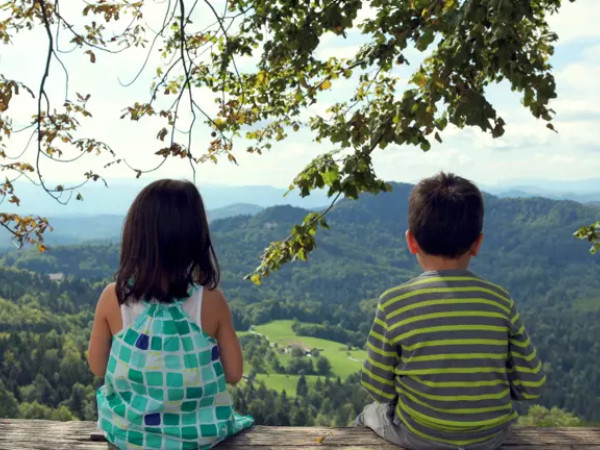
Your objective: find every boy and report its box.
[358,173,545,450]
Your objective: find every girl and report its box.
[88,179,253,449]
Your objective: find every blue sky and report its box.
[1,0,599,192]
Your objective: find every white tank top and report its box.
[120,286,204,329]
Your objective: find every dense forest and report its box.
[0,183,599,425]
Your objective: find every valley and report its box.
[0,183,599,425]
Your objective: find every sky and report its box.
[1,0,599,196]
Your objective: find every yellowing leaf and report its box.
[413,72,427,88]
[85,50,96,63]
[442,0,456,12]
[321,80,332,90]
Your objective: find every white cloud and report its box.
[0,0,599,190]
[582,44,600,60]
[317,44,363,61]
[551,99,600,118]
[548,0,600,43]
[373,141,600,186]
[557,63,600,93]
[356,4,377,23]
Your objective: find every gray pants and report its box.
[356,403,508,450]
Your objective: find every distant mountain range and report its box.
[0,203,267,248]
[3,182,599,308]
[489,189,600,204]
[2,181,329,216]
[1,177,598,248]
[482,178,600,204]
[208,203,264,221]
[3,177,599,217]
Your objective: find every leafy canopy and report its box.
[574,221,600,255]
[518,405,582,427]
[0,0,586,279]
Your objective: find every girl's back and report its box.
[88,179,253,449]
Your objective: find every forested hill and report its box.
[1,183,599,421]
[2,182,599,308]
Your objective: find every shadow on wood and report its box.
[1,420,600,449]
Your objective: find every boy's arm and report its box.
[361,302,398,403]
[507,300,546,400]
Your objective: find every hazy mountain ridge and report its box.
[0,204,265,249]
[484,178,600,203]
[208,203,263,221]
[4,178,598,216]
[3,182,598,308]
[2,178,596,248]
[3,182,328,216]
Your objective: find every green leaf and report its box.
[416,30,435,51]
[412,72,427,88]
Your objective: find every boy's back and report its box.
[363,269,545,447]
[359,173,545,449]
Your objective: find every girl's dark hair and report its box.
[116,179,219,304]
[408,172,484,258]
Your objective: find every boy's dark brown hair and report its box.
[116,179,219,304]
[408,172,484,258]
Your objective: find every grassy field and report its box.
[236,320,366,396]
[573,296,600,312]
[253,320,366,380]
[252,373,322,396]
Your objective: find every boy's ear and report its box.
[405,230,420,255]
[470,234,484,256]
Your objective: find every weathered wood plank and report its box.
[218,427,400,448]
[218,426,600,448]
[0,419,108,450]
[1,420,599,449]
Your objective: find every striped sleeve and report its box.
[361,302,398,402]
[507,300,546,400]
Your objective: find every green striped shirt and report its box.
[361,269,545,447]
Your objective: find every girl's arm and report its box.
[209,290,243,385]
[88,284,118,377]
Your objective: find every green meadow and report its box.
[236,320,366,396]
[252,320,366,380]
[573,296,600,312]
[254,373,322,396]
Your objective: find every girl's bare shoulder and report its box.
[202,287,226,306]
[97,283,118,309]
[200,288,230,334]
[96,282,122,334]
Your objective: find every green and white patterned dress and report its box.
[96,285,253,449]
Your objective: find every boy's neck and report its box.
[417,253,472,272]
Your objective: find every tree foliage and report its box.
[233,375,368,427]
[574,221,600,255]
[1,192,600,422]
[518,405,582,427]
[0,0,574,278]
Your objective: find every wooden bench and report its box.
[1,420,599,449]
